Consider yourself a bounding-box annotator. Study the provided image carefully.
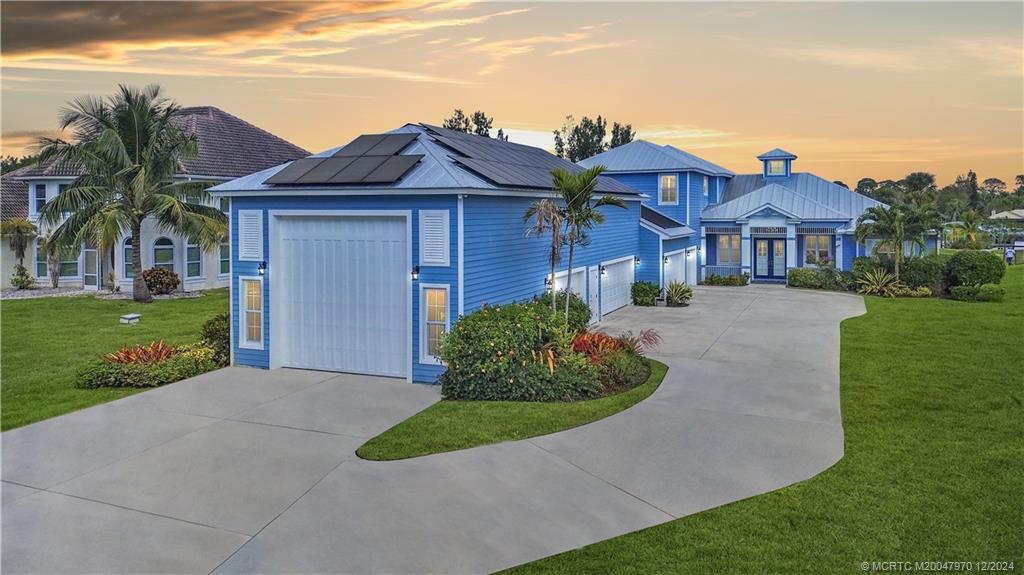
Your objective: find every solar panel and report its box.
[263,158,325,184]
[333,134,386,157]
[362,155,423,183]
[365,133,418,156]
[328,156,389,183]
[293,157,356,184]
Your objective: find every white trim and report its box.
[418,283,450,365]
[703,175,709,197]
[185,241,203,279]
[663,248,687,257]
[152,236,176,272]
[238,275,264,351]
[210,187,645,202]
[267,209,414,382]
[418,209,451,267]
[237,210,264,261]
[658,173,679,206]
[457,195,465,317]
[685,172,691,225]
[639,219,694,239]
[658,237,664,288]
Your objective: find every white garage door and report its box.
[601,258,634,315]
[553,268,585,297]
[275,215,408,378]
[664,251,685,286]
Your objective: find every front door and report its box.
[83,247,99,290]
[754,239,786,281]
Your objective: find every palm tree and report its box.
[37,84,226,302]
[1,217,38,266]
[957,209,984,245]
[551,166,626,321]
[523,198,564,312]
[855,204,938,281]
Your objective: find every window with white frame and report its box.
[219,242,230,275]
[123,238,134,278]
[186,242,202,278]
[219,197,230,213]
[240,277,263,349]
[421,285,449,362]
[659,174,678,205]
[34,184,46,213]
[718,234,741,265]
[804,235,832,264]
[702,176,709,197]
[153,237,174,271]
[767,160,786,175]
[58,247,79,277]
[34,240,47,277]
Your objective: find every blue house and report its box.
[209,124,643,383]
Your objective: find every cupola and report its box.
[757,148,796,178]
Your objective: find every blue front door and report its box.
[754,238,786,280]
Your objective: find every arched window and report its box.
[123,238,134,278]
[153,238,175,272]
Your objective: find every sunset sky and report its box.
[2,1,1022,186]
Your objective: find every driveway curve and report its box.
[2,285,865,575]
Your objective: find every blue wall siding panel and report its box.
[688,172,705,228]
[637,226,661,285]
[663,237,691,253]
[842,235,857,271]
[606,172,691,224]
[229,195,458,383]
[463,196,641,311]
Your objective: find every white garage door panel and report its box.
[665,252,685,285]
[601,259,634,315]
[276,216,407,378]
[553,269,585,297]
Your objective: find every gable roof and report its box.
[577,140,734,177]
[1,165,31,219]
[211,124,641,197]
[713,173,881,221]
[990,209,1024,221]
[16,106,308,180]
[703,182,850,221]
[641,205,695,238]
[756,148,797,160]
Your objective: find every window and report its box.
[186,242,202,278]
[804,235,832,264]
[34,185,46,213]
[58,184,68,195]
[239,277,263,349]
[421,285,449,363]
[219,197,230,213]
[767,160,786,176]
[35,240,47,277]
[58,248,79,277]
[659,174,678,205]
[153,238,174,271]
[702,176,709,197]
[219,242,230,275]
[718,234,741,265]
[123,238,134,278]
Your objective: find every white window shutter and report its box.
[238,210,264,261]
[419,210,450,266]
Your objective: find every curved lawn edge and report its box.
[356,360,668,461]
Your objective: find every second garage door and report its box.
[601,258,634,315]
[274,215,408,378]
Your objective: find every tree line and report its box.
[852,171,1024,221]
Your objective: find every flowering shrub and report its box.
[77,340,218,388]
[102,341,178,364]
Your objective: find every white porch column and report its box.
[740,222,751,272]
[835,234,844,270]
[786,224,798,269]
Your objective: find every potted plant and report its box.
[666,281,693,307]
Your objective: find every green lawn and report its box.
[357,360,667,461]
[505,267,1023,574]
[1,290,228,431]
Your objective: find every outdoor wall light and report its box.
[544,276,552,286]
[663,256,669,264]
[411,265,420,281]
[634,256,641,265]
[258,261,267,275]
[599,265,607,276]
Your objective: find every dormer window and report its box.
[659,174,678,205]
[767,160,786,176]
[757,148,797,178]
[34,184,47,213]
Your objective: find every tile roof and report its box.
[578,140,734,177]
[0,165,31,219]
[703,183,850,221]
[16,106,308,180]
[990,209,1024,221]
[713,173,882,221]
[756,148,797,160]
[641,205,695,238]
[212,124,641,196]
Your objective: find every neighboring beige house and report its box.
[0,106,307,290]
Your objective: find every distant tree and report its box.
[1015,175,1024,196]
[1,217,38,266]
[956,210,985,245]
[955,170,980,208]
[856,204,939,281]
[1,154,37,173]
[936,184,968,221]
[981,177,1007,196]
[442,109,506,139]
[495,128,509,142]
[442,109,471,132]
[855,178,878,198]
[875,180,905,205]
[904,172,936,194]
[833,180,849,189]
[609,122,635,149]
[469,111,493,137]
[553,115,629,162]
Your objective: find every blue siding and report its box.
[463,196,641,312]
[663,237,691,254]
[229,195,458,383]
[688,172,704,227]
[842,235,857,271]
[637,227,661,286]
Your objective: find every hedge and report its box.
[947,250,1005,287]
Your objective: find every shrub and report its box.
[704,273,750,286]
[439,301,600,401]
[77,341,219,388]
[976,283,1005,302]
[142,267,180,294]
[820,268,856,291]
[631,281,660,306]
[852,256,889,279]
[616,329,662,355]
[902,255,950,293]
[947,250,1005,287]
[572,330,625,362]
[147,350,218,385]
[665,281,693,306]
[201,313,230,366]
[950,285,979,301]
[787,268,822,289]
[102,341,177,364]
[857,269,902,297]
[10,264,34,289]
[535,290,591,333]
[75,360,153,388]
[892,286,932,298]
[598,350,651,391]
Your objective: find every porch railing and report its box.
[704,265,743,277]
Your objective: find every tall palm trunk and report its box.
[131,221,152,303]
[548,243,557,313]
[564,238,576,322]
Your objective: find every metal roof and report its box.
[577,140,734,177]
[715,173,882,221]
[756,148,797,160]
[212,124,641,196]
[703,182,853,221]
[641,205,695,238]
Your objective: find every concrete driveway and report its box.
[2,285,864,574]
